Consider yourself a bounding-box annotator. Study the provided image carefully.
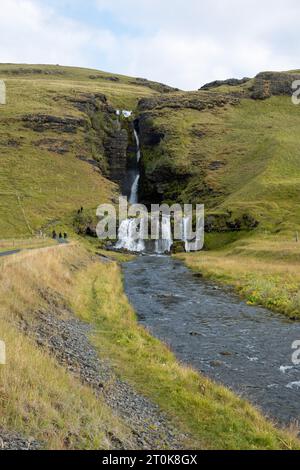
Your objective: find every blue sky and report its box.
[1,0,300,90]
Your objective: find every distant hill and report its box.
[138,71,300,235]
[0,64,176,236]
[0,64,299,238]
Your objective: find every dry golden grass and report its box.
[0,244,133,449]
[177,235,300,318]
[0,237,56,252]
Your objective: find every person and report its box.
[59,232,62,239]
[52,230,57,239]
[64,232,68,239]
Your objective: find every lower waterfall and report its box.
[155,215,173,253]
[116,218,145,252]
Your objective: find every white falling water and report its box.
[134,129,141,162]
[116,128,145,252]
[182,216,192,253]
[116,218,145,252]
[155,215,173,253]
[116,127,175,254]
[129,174,140,204]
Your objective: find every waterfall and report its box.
[116,126,145,252]
[134,129,141,162]
[182,216,191,253]
[129,174,140,204]
[116,218,145,252]
[116,125,175,254]
[155,215,173,253]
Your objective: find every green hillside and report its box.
[1,64,299,318]
[1,64,300,449]
[0,64,164,237]
[138,78,300,234]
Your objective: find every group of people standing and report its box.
[52,231,68,240]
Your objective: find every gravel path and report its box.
[17,291,186,450]
[0,432,40,450]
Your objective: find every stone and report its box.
[200,77,250,90]
[22,114,86,133]
[251,71,300,100]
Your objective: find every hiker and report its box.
[59,232,62,239]
[52,230,57,239]
[64,232,68,239]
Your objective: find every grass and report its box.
[71,253,300,450]
[0,244,134,449]
[141,93,300,233]
[0,237,56,252]
[177,233,300,319]
[0,63,159,237]
[1,240,299,449]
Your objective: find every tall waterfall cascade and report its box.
[116,126,192,254]
[116,127,146,252]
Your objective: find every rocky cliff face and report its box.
[200,77,250,90]
[139,91,240,112]
[22,90,130,190]
[250,71,300,99]
[137,91,240,206]
[104,125,129,185]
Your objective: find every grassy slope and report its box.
[142,93,300,232]
[0,64,158,237]
[141,84,300,318]
[0,244,134,449]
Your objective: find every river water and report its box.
[123,254,300,426]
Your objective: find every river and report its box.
[123,254,300,426]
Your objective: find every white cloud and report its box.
[94,0,300,88]
[0,0,94,66]
[0,0,300,89]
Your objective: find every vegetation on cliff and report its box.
[0,63,166,237]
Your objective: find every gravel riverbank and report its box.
[16,290,186,450]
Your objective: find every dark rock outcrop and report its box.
[132,77,179,93]
[104,126,129,184]
[66,92,112,113]
[0,431,40,450]
[251,71,300,99]
[138,91,240,112]
[200,77,250,90]
[89,74,120,82]
[138,114,165,147]
[0,67,65,76]
[22,114,86,133]
[205,212,259,232]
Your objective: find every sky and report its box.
[0,0,299,90]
